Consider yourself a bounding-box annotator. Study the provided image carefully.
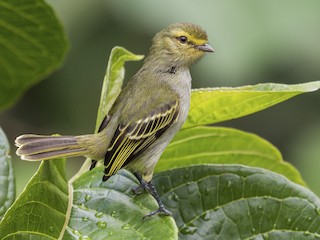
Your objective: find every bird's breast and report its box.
[159,69,191,133]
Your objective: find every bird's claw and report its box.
[131,177,149,195]
[143,206,172,220]
[131,185,143,195]
[133,174,172,219]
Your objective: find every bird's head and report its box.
[146,23,214,68]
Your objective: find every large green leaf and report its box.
[63,168,178,240]
[95,47,143,132]
[0,159,68,239]
[153,165,320,239]
[0,127,15,220]
[157,126,305,186]
[183,81,320,128]
[0,0,68,110]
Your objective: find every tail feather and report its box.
[15,134,75,146]
[20,148,88,161]
[15,134,88,161]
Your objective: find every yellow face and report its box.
[172,29,211,63]
[172,30,208,47]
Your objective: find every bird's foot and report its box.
[143,205,172,220]
[132,173,172,218]
[131,174,149,195]
[131,186,142,195]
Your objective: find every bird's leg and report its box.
[132,174,172,218]
[143,181,172,218]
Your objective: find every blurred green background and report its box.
[0,0,320,195]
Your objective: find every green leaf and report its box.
[0,127,15,220]
[95,46,144,132]
[183,81,320,128]
[0,0,68,110]
[63,168,178,240]
[156,126,305,186]
[0,159,68,239]
[153,165,320,239]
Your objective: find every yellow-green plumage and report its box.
[15,22,213,216]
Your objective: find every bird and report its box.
[15,22,214,217]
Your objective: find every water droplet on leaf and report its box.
[205,188,210,195]
[287,218,292,225]
[49,226,54,232]
[111,210,117,217]
[122,224,131,230]
[72,229,81,236]
[200,212,210,221]
[186,183,195,194]
[169,192,179,201]
[84,194,92,201]
[80,236,91,240]
[180,225,197,235]
[79,204,88,210]
[303,232,310,237]
[95,212,103,218]
[97,221,107,229]
[82,217,89,222]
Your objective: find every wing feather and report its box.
[102,100,179,179]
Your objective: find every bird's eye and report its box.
[177,36,188,44]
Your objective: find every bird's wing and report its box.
[103,100,179,179]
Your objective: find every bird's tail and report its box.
[15,134,88,161]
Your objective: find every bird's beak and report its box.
[196,43,215,53]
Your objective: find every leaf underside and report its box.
[153,164,320,240]
[64,168,178,240]
[0,0,68,110]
